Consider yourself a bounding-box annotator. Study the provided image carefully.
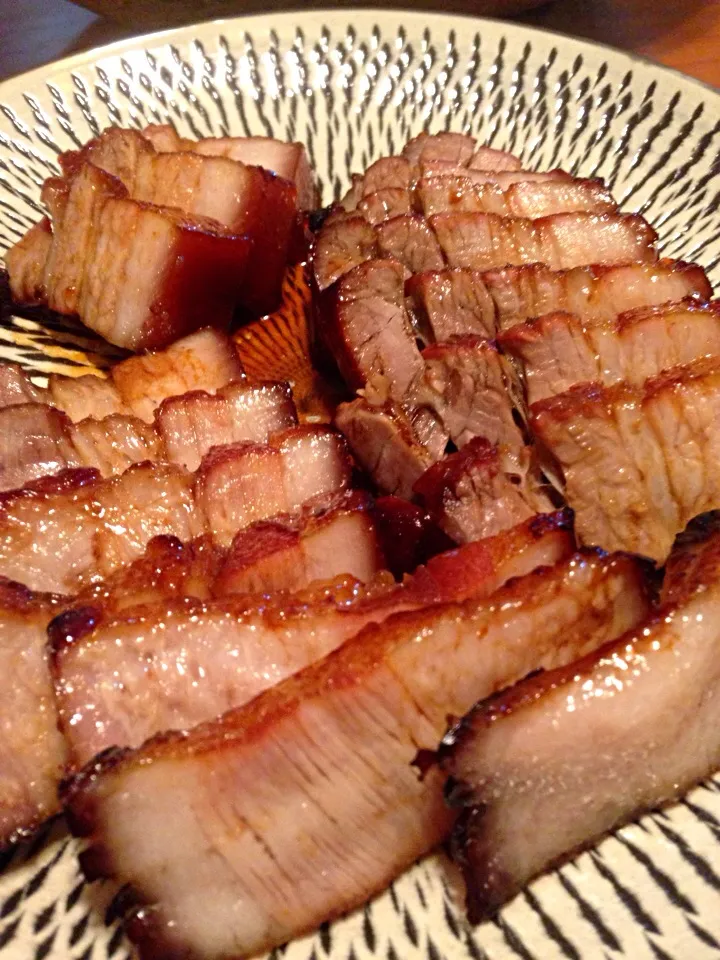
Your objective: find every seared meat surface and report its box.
[443,528,720,922]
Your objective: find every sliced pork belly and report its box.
[340,157,414,208]
[417,176,616,218]
[531,357,720,562]
[413,337,526,452]
[414,438,553,543]
[69,414,164,476]
[443,527,720,922]
[313,215,378,290]
[47,373,130,422]
[317,259,423,402]
[421,162,571,188]
[155,380,296,472]
[0,403,79,491]
[376,214,445,273]
[4,217,52,304]
[501,300,720,403]
[0,578,68,848]
[193,427,351,548]
[0,363,45,409]
[54,512,573,771]
[335,398,435,498]
[109,328,245,423]
[215,493,383,596]
[357,188,412,224]
[482,259,712,331]
[431,212,657,271]
[63,550,648,960]
[406,269,498,342]
[0,463,201,594]
[403,132,478,166]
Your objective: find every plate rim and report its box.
[2,7,719,105]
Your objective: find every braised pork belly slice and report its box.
[62,550,648,960]
[443,527,720,922]
[0,578,68,848]
[4,217,52,304]
[413,337,526,453]
[155,380,297,472]
[335,398,436,499]
[72,128,297,314]
[406,269,498,342]
[193,426,352,548]
[431,211,657,271]
[376,215,446,273]
[313,215,379,291]
[414,438,553,544]
[0,463,201,594]
[501,300,720,404]
[482,259,712,331]
[417,176,616,219]
[317,259,424,402]
[215,492,383,596]
[531,357,720,562]
[109,328,245,423]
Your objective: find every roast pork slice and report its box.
[0,363,45,409]
[501,300,720,403]
[413,337,526,453]
[214,492,384,596]
[0,463,201,594]
[531,356,720,562]
[48,374,130,422]
[0,403,80,491]
[109,327,245,423]
[417,176,616,218]
[376,214,446,274]
[335,398,436,499]
[357,188,412,225]
[69,414,164,477]
[414,438,553,544]
[402,132,478,166]
[443,527,720,923]
[317,259,424,402]
[4,217,53,304]
[155,380,297,472]
[430,211,657,271]
[482,259,712,331]
[313,215,379,291]
[420,162,571,188]
[339,157,413,209]
[0,578,68,848]
[406,269,498,342]
[62,550,648,960]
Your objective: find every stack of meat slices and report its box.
[5,126,316,349]
[315,130,714,555]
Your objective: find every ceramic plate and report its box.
[1,10,720,960]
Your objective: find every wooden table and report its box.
[1,0,719,87]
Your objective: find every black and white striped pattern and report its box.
[0,12,720,958]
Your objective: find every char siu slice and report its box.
[501,300,720,403]
[531,357,720,562]
[406,269,498,342]
[62,550,648,960]
[442,528,720,923]
[375,215,445,273]
[4,218,53,304]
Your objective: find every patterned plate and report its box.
[1,11,720,960]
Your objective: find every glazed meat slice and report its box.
[443,528,720,923]
[0,578,68,848]
[430,212,657,271]
[53,511,573,770]
[413,337,526,453]
[313,215,378,291]
[414,438,553,543]
[335,398,436,499]
[376,215,446,273]
[420,163,571,188]
[317,259,423,402]
[482,259,712,331]
[0,403,79,491]
[531,357,720,562]
[4,218,53,304]
[357,188,412,225]
[402,132,479,166]
[416,176,616,218]
[69,414,164,476]
[340,157,414,209]
[156,381,297,472]
[62,550,648,960]
[109,328,245,423]
[47,374,130,423]
[0,362,45,409]
[193,427,351,548]
[215,493,384,596]
[501,301,720,403]
[406,269,498,342]
[0,463,201,594]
